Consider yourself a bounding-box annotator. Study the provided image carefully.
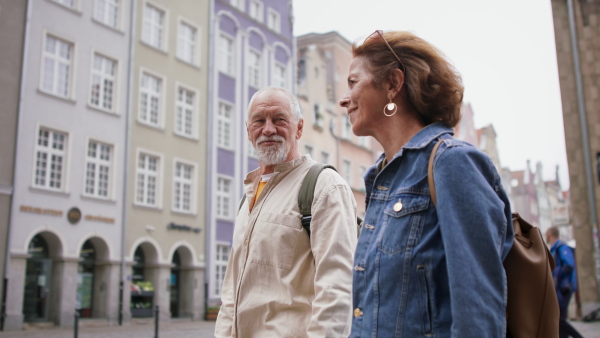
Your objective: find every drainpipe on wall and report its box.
[1,0,33,330]
[566,0,600,300]
[119,0,138,326]
[204,0,216,315]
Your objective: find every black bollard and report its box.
[73,309,79,338]
[154,305,159,338]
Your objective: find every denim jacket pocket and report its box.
[417,265,434,336]
[250,212,302,270]
[379,194,429,255]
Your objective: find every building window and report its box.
[216,177,232,219]
[313,104,323,127]
[177,20,198,65]
[214,244,230,296]
[89,53,117,112]
[342,159,352,186]
[93,0,119,28]
[175,86,196,138]
[218,34,234,76]
[84,140,112,198]
[358,165,367,192]
[342,114,352,139]
[249,0,263,22]
[358,136,369,148]
[34,128,68,191]
[142,2,166,50]
[173,161,194,213]
[229,0,244,11]
[41,34,74,98]
[321,151,329,165]
[248,50,261,88]
[273,63,286,88]
[247,141,257,158]
[136,152,160,207]
[139,71,162,127]
[304,145,314,158]
[217,102,233,149]
[51,0,76,9]
[267,8,280,33]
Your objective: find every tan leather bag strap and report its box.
[428,141,443,208]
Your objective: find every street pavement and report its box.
[0,319,597,337]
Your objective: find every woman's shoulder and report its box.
[433,137,497,173]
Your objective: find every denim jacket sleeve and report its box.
[432,141,512,337]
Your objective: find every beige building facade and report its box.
[124,0,209,323]
[551,0,600,315]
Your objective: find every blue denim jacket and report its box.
[351,122,513,338]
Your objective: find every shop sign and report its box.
[84,215,115,224]
[167,222,201,233]
[20,205,63,217]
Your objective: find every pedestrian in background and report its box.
[546,226,584,338]
[339,30,513,337]
[215,87,357,337]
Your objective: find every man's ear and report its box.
[246,121,250,141]
[296,118,304,140]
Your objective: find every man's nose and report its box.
[339,93,350,108]
[262,120,276,135]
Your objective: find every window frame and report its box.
[173,82,199,140]
[216,100,234,150]
[83,138,115,200]
[249,0,263,22]
[172,158,197,214]
[213,242,231,297]
[88,50,119,114]
[273,61,286,88]
[32,125,70,193]
[229,0,244,11]
[141,0,169,52]
[39,31,76,100]
[138,67,166,129]
[134,148,163,209]
[247,48,262,88]
[176,16,201,67]
[218,33,235,76]
[48,0,80,12]
[267,8,280,33]
[215,175,233,220]
[92,0,122,30]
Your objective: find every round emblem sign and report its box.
[67,207,81,225]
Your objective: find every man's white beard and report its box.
[254,135,287,165]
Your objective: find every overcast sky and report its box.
[293,0,570,190]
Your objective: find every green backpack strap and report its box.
[299,163,336,238]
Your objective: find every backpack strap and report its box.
[427,140,443,208]
[299,163,336,238]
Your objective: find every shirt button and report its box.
[354,308,364,318]
[244,239,249,245]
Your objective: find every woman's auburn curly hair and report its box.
[352,31,464,128]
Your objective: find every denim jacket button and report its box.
[377,185,389,191]
[354,308,364,317]
[393,200,403,212]
[354,265,365,271]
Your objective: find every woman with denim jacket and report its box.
[339,30,514,337]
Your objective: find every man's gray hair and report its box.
[247,87,303,122]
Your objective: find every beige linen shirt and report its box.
[215,155,357,338]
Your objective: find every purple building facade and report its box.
[206,0,294,305]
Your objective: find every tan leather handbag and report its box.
[428,141,560,337]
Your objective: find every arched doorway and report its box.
[77,240,96,318]
[170,251,181,318]
[130,246,153,318]
[22,235,52,322]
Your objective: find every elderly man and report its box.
[215,87,357,337]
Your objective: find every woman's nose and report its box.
[339,95,350,108]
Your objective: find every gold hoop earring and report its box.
[383,101,397,117]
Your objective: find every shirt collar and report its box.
[373,122,454,168]
[244,154,312,185]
